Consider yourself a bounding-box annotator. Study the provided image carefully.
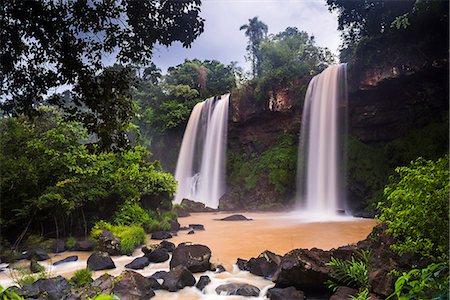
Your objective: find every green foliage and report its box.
[387,263,449,300]
[0,109,176,239]
[228,134,297,194]
[71,268,93,287]
[240,17,269,77]
[326,250,371,292]
[11,268,50,288]
[66,237,77,250]
[350,289,370,300]
[2,0,204,118]
[0,285,24,300]
[91,221,146,255]
[89,295,120,300]
[378,156,449,260]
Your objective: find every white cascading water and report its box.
[297,64,347,215]
[174,93,230,208]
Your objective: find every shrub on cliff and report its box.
[378,155,449,260]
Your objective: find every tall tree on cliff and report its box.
[0,0,205,148]
[240,17,268,77]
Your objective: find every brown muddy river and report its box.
[0,212,377,299]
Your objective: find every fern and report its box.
[351,288,370,300]
[326,250,371,291]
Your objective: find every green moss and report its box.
[66,237,77,250]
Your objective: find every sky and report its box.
[152,0,342,73]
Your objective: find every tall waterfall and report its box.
[297,64,347,215]
[174,93,230,208]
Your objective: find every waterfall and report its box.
[297,64,347,215]
[174,93,230,208]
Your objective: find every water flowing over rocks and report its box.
[87,251,116,271]
[216,282,260,297]
[170,244,212,273]
[162,265,196,292]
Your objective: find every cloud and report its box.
[152,0,341,73]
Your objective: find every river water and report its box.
[0,212,377,299]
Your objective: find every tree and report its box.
[0,0,205,122]
[240,17,268,77]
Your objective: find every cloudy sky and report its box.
[152,0,342,73]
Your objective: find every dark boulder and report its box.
[179,226,190,231]
[170,244,212,273]
[187,230,195,235]
[272,248,331,293]
[146,248,170,263]
[87,251,116,271]
[50,240,65,253]
[20,276,71,300]
[216,283,260,297]
[181,199,217,212]
[174,206,190,217]
[159,240,176,252]
[329,286,358,299]
[169,220,181,231]
[95,229,121,256]
[267,286,305,300]
[368,266,395,297]
[53,255,78,266]
[214,264,226,273]
[150,270,168,280]
[151,231,173,240]
[196,275,211,291]
[125,257,150,270]
[162,265,196,292]
[236,258,249,271]
[248,250,282,278]
[74,239,94,251]
[26,248,50,261]
[112,270,156,299]
[188,224,205,230]
[218,214,252,221]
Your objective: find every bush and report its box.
[378,155,449,260]
[71,268,93,287]
[66,237,77,250]
[91,221,146,255]
[0,285,24,300]
[387,263,449,300]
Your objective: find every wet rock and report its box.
[170,244,212,273]
[188,224,205,230]
[112,270,156,299]
[218,214,252,221]
[87,251,116,271]
[236,258,249,271]
[95,229,121,256]
[216,283,260,297]
[179,226,190,231]
[248,250,282,278]
[50,240,65,253]
[146,248,169,263]
[26,248,50,261]
[267,286,305,300]
[174,206,190,217]
[187,230,195,235]
[369,266,395,297]
[30,259,44,273]
[169,220,181,231]
[150,270,168,280]
[125,257,150,270]
[329,286,358,299]
[196,275,211,291]
[214,264,226,273]
[151,231,173,240]
[159,240,176,252]
[162,265,196,292]
[53,255,78,266]
[20,276,71,300]
[181,199,217,212]
[272,248,331,293]
[74,239,94,251]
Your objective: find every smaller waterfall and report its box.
[174,93,230,208]
[297,64,347,215]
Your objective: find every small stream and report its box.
[0,212,377,299]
